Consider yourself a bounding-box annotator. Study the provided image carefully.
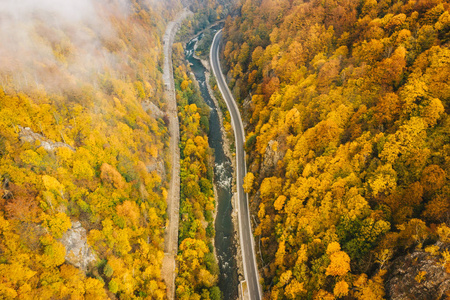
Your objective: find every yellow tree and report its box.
[243,172,255,193]
[326,250,351,276]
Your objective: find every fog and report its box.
[0,0,135,90]
[1,0,97,24]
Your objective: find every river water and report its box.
[185,33,238,300]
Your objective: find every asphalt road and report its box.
[210,30,262,300]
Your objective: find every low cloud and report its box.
[0,0,132,91]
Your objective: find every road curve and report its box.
[210,30,262,300]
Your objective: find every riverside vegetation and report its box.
[172,2,238,299]
[172,41,223,300]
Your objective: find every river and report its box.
[185,32,239,300]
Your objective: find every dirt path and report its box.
[161,8,192,300]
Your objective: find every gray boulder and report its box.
[59,221,96,272]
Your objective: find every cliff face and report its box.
[59,221,96,272]
[260,139,284,178]
[386,243,450,300]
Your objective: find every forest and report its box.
[176,0,235,42]
[0,0,181,298]
[4,0,450,298]
[222,0,450,298]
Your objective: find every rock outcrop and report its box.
[59,221,96,272]
[261,139,284,177]
[142,100,164,119]
[18,126,75,152]
[385,243,450,300]
[146,157,166,181]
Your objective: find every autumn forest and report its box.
[224,0,450,298]
[0,0,450,299]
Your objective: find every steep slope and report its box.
[222,0,450,298]
[0,0,181,298]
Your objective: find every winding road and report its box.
[210,30,262,300]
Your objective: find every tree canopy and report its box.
[223,0,450,298]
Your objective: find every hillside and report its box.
[0,0,180,298]
[222,0,450,298]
